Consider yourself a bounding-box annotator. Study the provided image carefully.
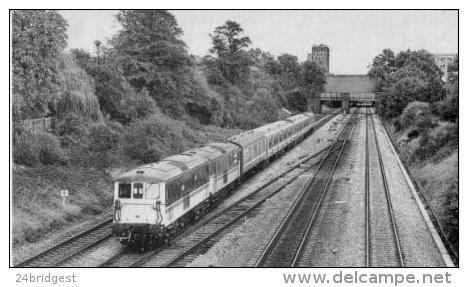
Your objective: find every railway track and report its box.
[366,108,404,267]
[255,112,358,267]
[364,108,371,267]
[102,110,342,267]
[15,217,113,267]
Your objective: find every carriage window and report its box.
[118,183,131,198]
[133,183,144,199]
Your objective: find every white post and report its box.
[61,189,69,207]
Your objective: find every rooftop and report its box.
[324,75,376,93]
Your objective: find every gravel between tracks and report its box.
[296,111,366,267]
[371,114,446,267]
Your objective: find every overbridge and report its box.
[311,92,377,114]
[310,75,378,114]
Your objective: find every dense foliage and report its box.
[12,10,68,120]
[12,10,326,168]
[368,49,445,118]
[208,20,252,84]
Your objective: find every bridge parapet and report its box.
[320,92,376,101]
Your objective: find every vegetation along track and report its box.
[101,110,341,267]
[15,217,113,267]
[365,108,404,267]
[380,114,458,266]
[255,112,359,267]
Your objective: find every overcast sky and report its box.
[59,10,458,74]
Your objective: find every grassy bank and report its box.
[387,115,458,255]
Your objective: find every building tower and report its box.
[431,53,457,81]
[307,44,330,74]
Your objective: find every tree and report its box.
[367,48,396,89]
[209,20,252,84]
[94,40,102,67]
[247,48,279,76]
[71,49,156,124]
[447,54,458,89]
[111,10,192,117]
[12,10,68,120]
[438,54,458,122]
[369,49,445,118]
[276,54,301,91]
[301,61,326,95]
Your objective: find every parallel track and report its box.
[255,112,358,267]
[367,108,405,267]
[15,218,113,267]
[364,108,370,267]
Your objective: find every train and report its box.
[112,111,319,250]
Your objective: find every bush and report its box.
[413,122,458,161]
[14,132,67,166]
[88,123,120,152]
[122,114,195,163]
[400,101,431,128]
[442,180,458,253]
[55,113,86,137]
[286,91,307,112]
[408,129,419,139]
[434,94,458,123]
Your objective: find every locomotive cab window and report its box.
[118,183,131,199]
[133,183,144,199]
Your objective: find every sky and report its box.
[59,10,458,74]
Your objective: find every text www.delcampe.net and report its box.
[282,271,452,286]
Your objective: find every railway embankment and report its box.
[384,115,458,260]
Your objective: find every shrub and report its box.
[442,180,458,253]
[14,132,67,166]
[185,101,213,125]
[55,113,86,137]
[88,123,120,152]
[413,122,458,161]
[408,129,419,139]
[400,101,431,128]
[122,114,195,163]
[434,94,458,123]
[286,91,307,112]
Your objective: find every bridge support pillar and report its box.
[342,100,350,114]
[309,92,321,114]
[341,93,350,114]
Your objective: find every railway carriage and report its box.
[228,129,268,174]
[263,113,315,159]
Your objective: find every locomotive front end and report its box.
[112,180,166,249]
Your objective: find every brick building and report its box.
[307,44,330,74]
